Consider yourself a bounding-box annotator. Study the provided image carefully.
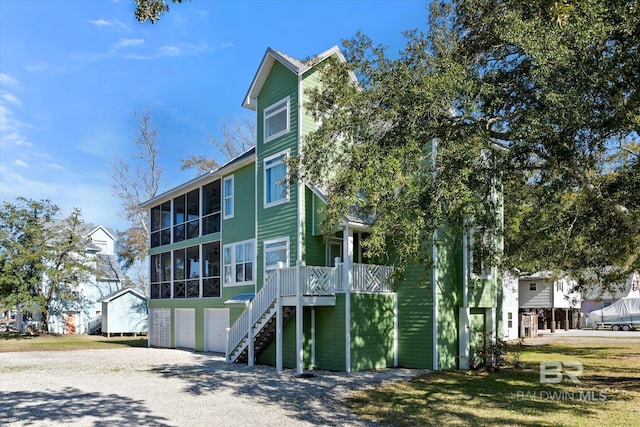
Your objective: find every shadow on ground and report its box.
[0,387,170,426]
[150,353,418,426]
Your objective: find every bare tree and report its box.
[180,117,256,174]
[111,109,163,294]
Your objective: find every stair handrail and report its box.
[226,270,279,362]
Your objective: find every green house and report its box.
[141,46,502,373]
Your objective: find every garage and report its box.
[174,308,195,350]
[204,308,229,353]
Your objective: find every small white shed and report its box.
[99,288,148,337]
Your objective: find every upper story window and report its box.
[202,181,221,234]
[150,180,223,249]
[223,176,234,219]
[469,227,494,279]
[151,201,171,248]
[264,97,290,143]
[264,151,289,207]
[223,240,254,286]
[529,282,537,291]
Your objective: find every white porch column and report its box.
[276,262,283,372]
[247,300,254,367]
[343,226,353,372]
[458,307,471,370]
[459,228,471,370]
[296,259,304,375]
[311,308,316,369]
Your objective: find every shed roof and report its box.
[98,287,147,303]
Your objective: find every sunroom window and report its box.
[264,97,289,142]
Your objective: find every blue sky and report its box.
[0,0,429,232]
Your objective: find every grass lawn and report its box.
[0,332,148,352]
[347,341,640,427]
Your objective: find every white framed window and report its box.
[507,312,513,328]
[529,282,537,291]
[223,175,234,219]
[264,96,290,143]
[223,239,254,286]
[264,237,290,279]
[469,227,494,279]
[264,150,289,207]
[556,281,563,292]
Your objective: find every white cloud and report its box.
[1,93,22,107]
[14,159,29,168]
[48,163,66,171]
[88,18,111,27]
[0,73,20,88]
[158,46,182,57]
[157,42,209,58]
[0,103,34,147]
[87,18,130,32]
[113,38,144,49]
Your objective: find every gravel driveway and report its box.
[0,348,424,426]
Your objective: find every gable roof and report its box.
[96,254,125,281]
[98,287,147,303]
[242,45,349,111]
[140,146,256,208]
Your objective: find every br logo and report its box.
[539,361,583,384]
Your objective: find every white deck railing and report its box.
[226,262,394,362]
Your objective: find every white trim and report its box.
[222,239,255,287]
[223,175,234,219]
[263,150,290,208]
[263,96,290,143]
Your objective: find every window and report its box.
[507,312,513,328]
[529,282,537,291]
[223,176,234,219]
[202,242,221,297]
[264,97,289,142]
[172,189,199,243]
[556,281,563,292]
[172,246,200,298]
[150,252,171,299]
[150,201,171,248]
[223,240,254,285]
[264,237,290,279]
[264,151,289,207]
[202,181,221,234]
[469,227,493,279]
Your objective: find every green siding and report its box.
[222,163,256,245]
[436,228,463,370]
[397,264,434,369]
[304,188,327,266]
[256,60,300,287]
[312,295,347,371]
[256,308,312,369]
[350,293,395,371]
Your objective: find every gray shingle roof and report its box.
[97,254,125,281]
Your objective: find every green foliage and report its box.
[134,0,184,24]
[300,0,639,291]
[0,198,93,331]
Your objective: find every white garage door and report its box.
[174,308,195,350]
[204,308,229,353]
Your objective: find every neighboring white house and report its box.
[582,271,640,327]
[18,223,127,335]
[501,272,519,340]
[518,271,581,331]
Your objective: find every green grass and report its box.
[0,332,148,352]
[347,341,640,426]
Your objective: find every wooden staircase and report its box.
[234,305,295,363]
